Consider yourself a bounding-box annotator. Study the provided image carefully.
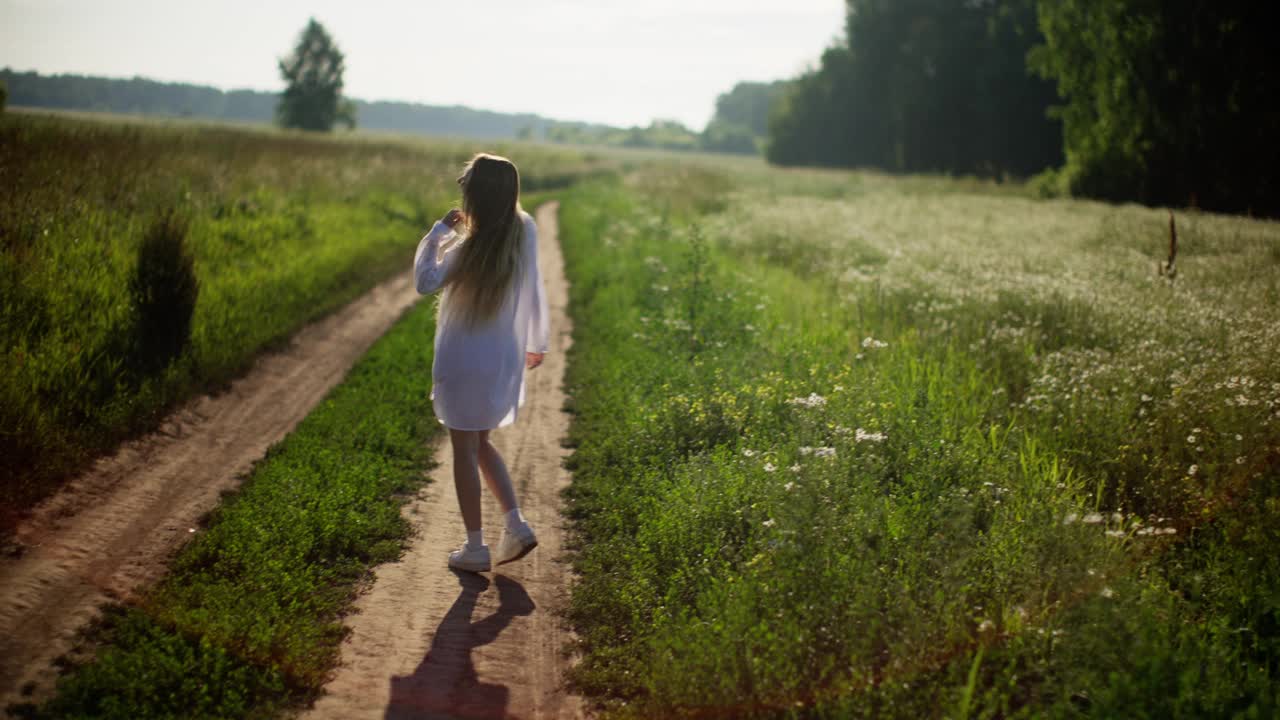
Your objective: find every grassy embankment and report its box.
[0,112,599,520]
[558,165,1280,716]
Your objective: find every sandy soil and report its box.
[304,202,585,720]
[0,262,425,710]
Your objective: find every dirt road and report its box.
[305,202,584,720]
[0,260,425,709]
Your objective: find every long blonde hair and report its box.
[446,153,524,325]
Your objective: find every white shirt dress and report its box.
[413,211,549,431]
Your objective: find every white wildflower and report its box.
[855,428,887,443]
[763,462,777,473]
[761,519,776,528]
[1188,464,1199,477]
[814,446,837,459]
[742,448,757,457]
[1082,512,1104,524]
[1100,587,1115,599]
[861,336,888,349]
[788,393,828,408]
[789,464,802,473]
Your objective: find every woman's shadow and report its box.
[385,571,535,720]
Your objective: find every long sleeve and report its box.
[414,221,460,295]
[525,219,550,353]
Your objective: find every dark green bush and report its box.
[128,211,198,375]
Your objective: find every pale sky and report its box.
[0,0,845,129]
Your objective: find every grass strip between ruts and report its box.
[19,288,444,719]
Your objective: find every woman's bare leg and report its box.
[449,428,483,532]
[477,430,519,514]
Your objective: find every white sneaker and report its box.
[448,543,491,573]
[495,522,538,565]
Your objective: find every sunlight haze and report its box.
[0,0,845,128]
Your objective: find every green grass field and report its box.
[7,113,1279,717]
[557,166,1279,717]
[0,112,602,519]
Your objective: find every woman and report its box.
[414,153,548,573]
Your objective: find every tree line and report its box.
[0,67,575,140]
[0,67,766,157]
[768,0,1280,216]
[4,16,775,158]
[2,18,569,141]
[2,13,777,158]
[533,82,785,155]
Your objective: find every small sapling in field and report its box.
[682,223,710,357]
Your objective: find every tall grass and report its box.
[0,112,602,520]
[558,167,1279,716]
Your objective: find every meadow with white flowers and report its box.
[558,164,1279,717]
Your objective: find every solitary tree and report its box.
[277,19,352,131]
